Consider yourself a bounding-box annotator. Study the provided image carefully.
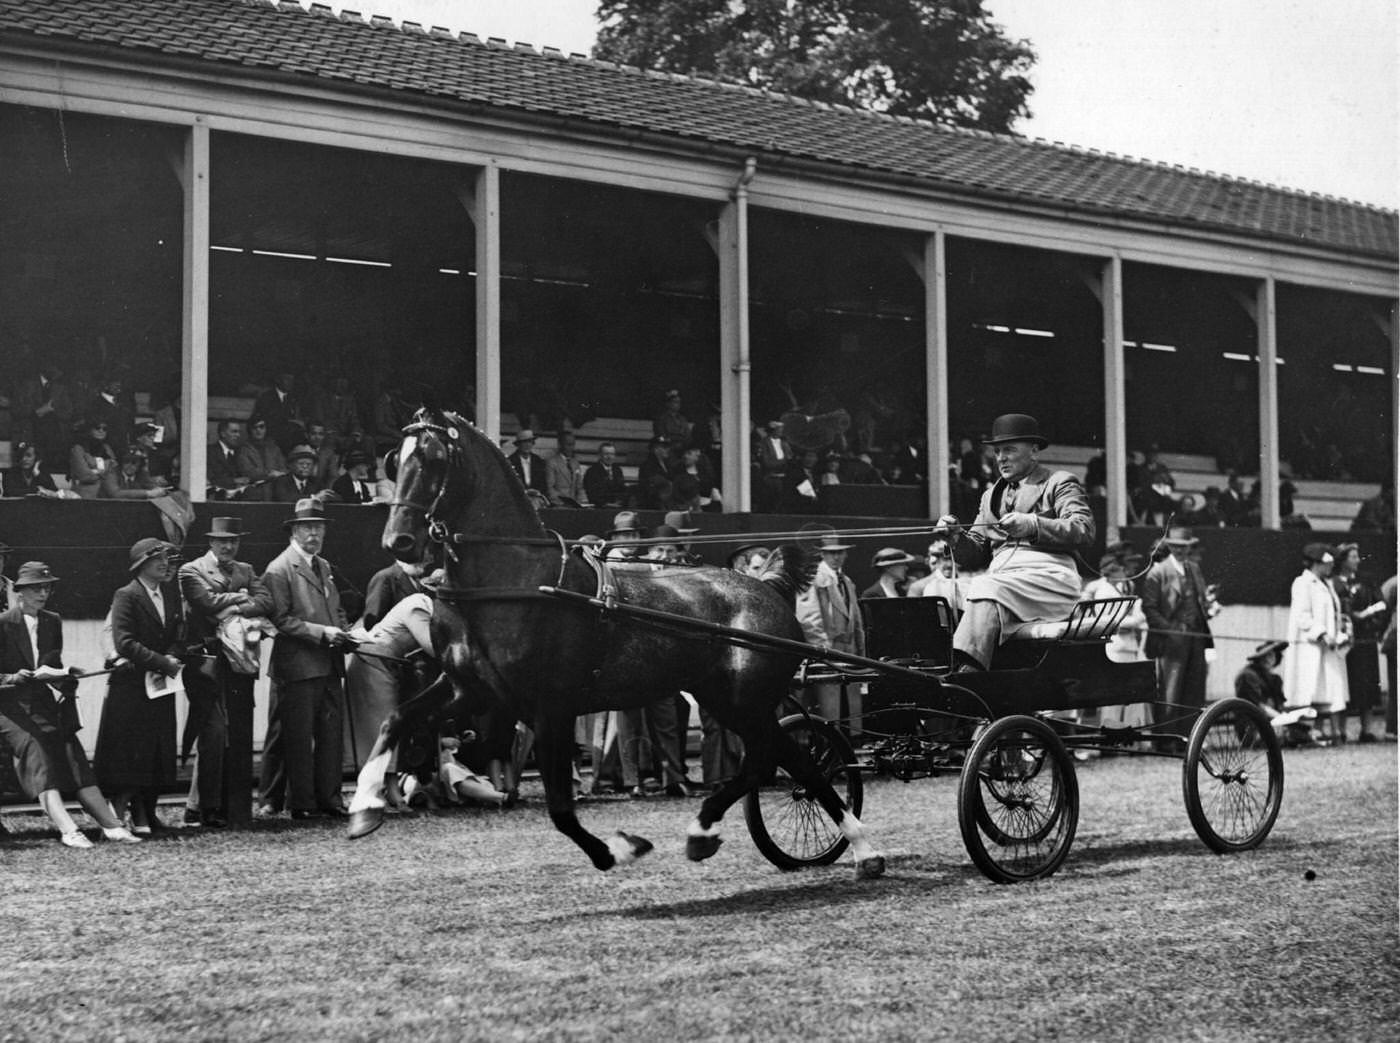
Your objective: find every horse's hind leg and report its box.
[535,709,652,871]
[684,713,778,862]
[347,673,456,839]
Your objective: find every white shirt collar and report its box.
[1165,553,1185,577]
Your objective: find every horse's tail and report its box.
[758,542,818,605]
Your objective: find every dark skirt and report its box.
[0,685,96,795]
[95,673,177,791]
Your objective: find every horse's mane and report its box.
[756,542,818,606]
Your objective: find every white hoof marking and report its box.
[607,832,641,866]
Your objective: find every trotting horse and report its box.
[346,408,886,878]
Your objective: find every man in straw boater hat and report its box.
[933,413,1094,672]
[0,561,142,847]
[178,517,272,828]
[795,526,867,732]
[1140,524,1218,743]
[260,498,355,820]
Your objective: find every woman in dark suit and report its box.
[0,561,140,848]
[94,538,185,833]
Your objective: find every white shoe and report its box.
[103,826,142,843]
[61,831,94,849]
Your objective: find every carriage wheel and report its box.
[745,713,862,869]
[1182,697,1284,853]
[958,715,1078,884]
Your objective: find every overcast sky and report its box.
[345,0,1397,208]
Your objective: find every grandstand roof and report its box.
[2,0,1395,261]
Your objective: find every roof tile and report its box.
[0,0,1392,259]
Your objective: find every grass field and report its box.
[1,743,1396,1042]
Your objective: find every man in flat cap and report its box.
[1141,525,1216,744]
[934,413,1094,672]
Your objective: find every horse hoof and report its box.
[686,834,723,862]
[855,855,886,880]
[606,830,654,867]
[347,808,384,840]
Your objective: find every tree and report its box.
[593,0,1036,133]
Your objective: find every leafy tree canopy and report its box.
[593,0,1036,133]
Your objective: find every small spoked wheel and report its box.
[745,714,862,869]
[1183,697,1284,852]
[958,715,1079,883]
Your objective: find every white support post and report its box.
[469,162,501,444]
[1102,254,1127,541]
[925,231,949,520]
[180,119,210,502]
[1256,277,1280,530]
[717,201,747,511]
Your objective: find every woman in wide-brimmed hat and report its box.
[0,562,141,848]
[94,538,186,833]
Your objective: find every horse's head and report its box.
[381,408,545,571]
[382,409,473,570]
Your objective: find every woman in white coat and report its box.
[1284,543,1351,744]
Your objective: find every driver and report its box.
[934,413,1094,671]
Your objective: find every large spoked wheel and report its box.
[745,713,862,869]
[958,715,1079,884]
[1183,697,1284,853]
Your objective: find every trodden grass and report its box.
[0,743,1395,1042]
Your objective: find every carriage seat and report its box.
[1006,597,1138,643]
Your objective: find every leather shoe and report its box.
[203,812,228,829]
[61,831,94,849]
[318,805,349,819]
[663,782,693,798]
[183,808,202,826]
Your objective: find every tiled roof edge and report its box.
[275,0,1391,215]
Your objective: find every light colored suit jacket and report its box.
[262,544,347,682]
[796,560,865,656]
[962,464,1094,565]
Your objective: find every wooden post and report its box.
[1256,277,1280,530]
[179,120,210,502]
[1102,254,1127,542]
[925,231,949,520]
[717,201,746,511]
[469,162,501,444]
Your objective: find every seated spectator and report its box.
[545,430,586,507]
[67,417,116,499]
[754,419,789,513]
[1220,470,1250,527]
[86,370,134,452]
[252,371,306,454]
[653,389,692,453]
[637,436,676,511]
[1084,451,1106,492]
[1192,486,1227,528]
[207,419,250,498]
[132,422,175,485]
[13,364,74,472]
[1280,481,1312,530]
[236,417,288,489]
[330,450,376,503]
[671,445,720,512]
[303,421,340,489]
[372,375,411,457]
[506,429,550,500]
[862,547,916,598]
[264,445,328,503]
[887,433,927,485]
[783,448,821,513]
[99,449,167,500]
[728,544,772,576]
[1352,478,1396,535]
[4,441,67,498]
[583,442,629,508]
[819,451,842,488]
[839,452,884,485]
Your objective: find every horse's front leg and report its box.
[347,673,456,839]
[535,709,652,871]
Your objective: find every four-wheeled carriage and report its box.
[741,593,1284,883]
